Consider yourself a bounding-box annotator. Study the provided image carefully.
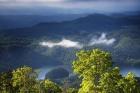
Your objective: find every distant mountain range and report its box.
[0,14,87,30]
[0,13,140,73]
[1,13,140,37]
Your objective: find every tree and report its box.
[12,66,37,93]
[0,70,14,93]
[72,48,140,93]
[73,49,112,93]
[118,72,139,93]
[41,79,62,93]
[99,67,122,93]
[66,88,78,93]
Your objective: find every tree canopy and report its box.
[0,48,140,93]
[72,48,140,93]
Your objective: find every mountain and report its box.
[0,13,140,74]
[1,14,140,37]
[0,14,86,30]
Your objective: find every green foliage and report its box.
[99,67,122,93]
[73,48,140,93]
[41,79,62,93]
[66,88,78,93]
[0,66,62,93]
[0,48,140,93]
[0,71,14,93]
[12,66,37,93]
[118,72,139,93]
[73,48,112,93]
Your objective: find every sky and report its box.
[0,0,140,15]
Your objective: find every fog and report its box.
[89,33,116,46]
[40,33,116,49]
[40,38,83,49]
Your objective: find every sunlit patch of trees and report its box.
[0,48,140,93]
[73,49,140,93]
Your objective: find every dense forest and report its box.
[0,49,140,93]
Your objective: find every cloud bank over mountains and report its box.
[89,33,116,46]
[40,39,83,49]
[40,33,116,49]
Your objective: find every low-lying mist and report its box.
[39,33,116,49]
[89,33,116,46]
[39,38,83,49]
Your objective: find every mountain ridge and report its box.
[1,13,140,38]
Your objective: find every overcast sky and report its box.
[0,0,140,15]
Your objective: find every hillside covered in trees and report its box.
[0,49,140,93]
[0,14,140,73]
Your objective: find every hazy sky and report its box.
[0,0,140,15]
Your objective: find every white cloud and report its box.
[39,33,116,49]
[40,38,83,49]
[89,33,116,46]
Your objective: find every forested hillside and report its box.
[0,14,140,72]
[0,49,140,93]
